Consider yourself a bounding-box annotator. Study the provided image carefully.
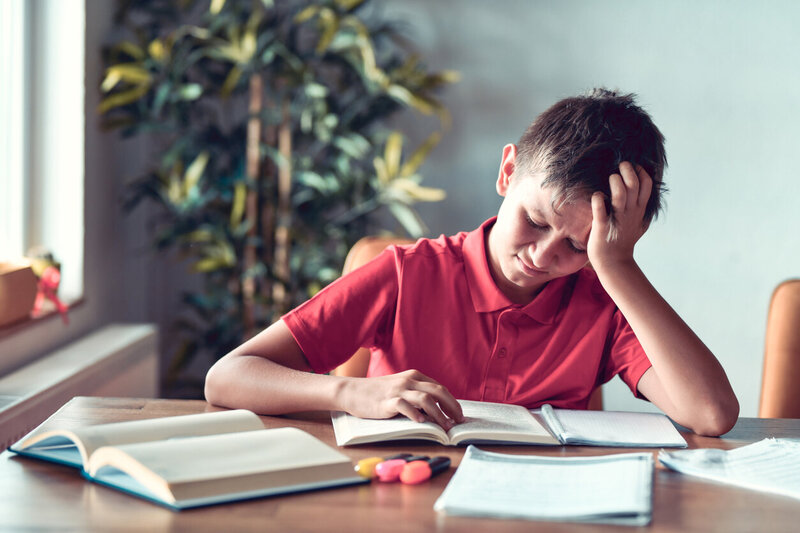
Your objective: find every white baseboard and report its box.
[0,323,158,450]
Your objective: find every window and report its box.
[0,0,84,303]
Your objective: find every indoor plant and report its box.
[100,0,457,394]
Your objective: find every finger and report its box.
[393,397,426,423]
[618,162,639,210]
[635,165,653,208]
[591,192,609,227]
[413,380,464,423]
[402,390,453,429]
[608,173,627,213]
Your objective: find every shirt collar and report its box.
[462,217,571,324]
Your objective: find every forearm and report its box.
[205,354,348,415]
[594,259,739,434]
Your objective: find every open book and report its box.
[10,410,366,510]
[434,446,654,525]
[332,399,687,448]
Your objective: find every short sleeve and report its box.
[601,308,653,399]
[282,248,399,374]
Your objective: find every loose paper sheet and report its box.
[659,438,800,500]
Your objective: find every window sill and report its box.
[0,297,84,341]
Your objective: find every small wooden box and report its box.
[0,262,38,327]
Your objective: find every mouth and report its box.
[515,255,548,276]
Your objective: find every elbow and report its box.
[691,395,740,437]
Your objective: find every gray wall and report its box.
[387,0,800,415]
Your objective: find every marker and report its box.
[399,456,451,485]
[375,459,408,482]
[355,454,414,479]
[375,455,430,483]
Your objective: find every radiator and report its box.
[0,323,158,450]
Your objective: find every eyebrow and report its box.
[530,207,588,247]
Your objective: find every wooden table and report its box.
[1,397,799,532]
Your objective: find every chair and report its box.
[330,235,603,410]
[759,279,800,418]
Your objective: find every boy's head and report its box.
[487,89,667,303]
[515,88,667,224]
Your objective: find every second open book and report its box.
[332,400,687,448]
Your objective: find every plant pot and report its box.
[0,262,38,327]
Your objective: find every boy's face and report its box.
[486,144,592,304]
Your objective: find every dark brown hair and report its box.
[516,88,667,224]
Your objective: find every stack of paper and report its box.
[659,438,800,500]
[434,446,653,525]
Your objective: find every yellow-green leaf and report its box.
[400,131,441,177]
[104,64,152,85]
[336,0,367,11]
[210,0,226,14]
[230,182,247,228]
[221,65,243,97]
[384,131,403,179]
[113,41,145,61]
[100,70,122,93]
[389,178,446,202]
[373,156,389,185]
[316,9,340,54]
[148,39,166,62]
[97,84,149,114]
[294,5,320,23]
[183,152,209,197]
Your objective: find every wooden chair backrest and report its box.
[759,279,800,418]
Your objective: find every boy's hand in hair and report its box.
[587,161,652,269]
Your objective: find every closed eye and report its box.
[525,215,547,230]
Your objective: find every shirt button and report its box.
[498,348,507,358]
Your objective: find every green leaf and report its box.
[178,83,203,100]
[304,83,328,98]
[388,202,426,237]
[183,152,209,198]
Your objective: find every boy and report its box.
[205,89,739,436]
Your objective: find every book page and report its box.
[448,400,557,445]
[541,405,686,447]
[331,411,446,446]
[36,409,264,459]
[659,438,800,500]
[434,446,652,525]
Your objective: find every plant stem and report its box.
[242,73,263,336]
[272,97,292,312]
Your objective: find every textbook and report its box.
[331,399,687,448]
[434,446,654,525]
[10,410,366,510]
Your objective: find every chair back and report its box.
[759,279,800,418]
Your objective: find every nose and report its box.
[529,238,557,269]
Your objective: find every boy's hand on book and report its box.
[588,161,651,270]
[339,369,464,429]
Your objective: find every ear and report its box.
[496,144,518,197]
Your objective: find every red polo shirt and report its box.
[283,218,652,409]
